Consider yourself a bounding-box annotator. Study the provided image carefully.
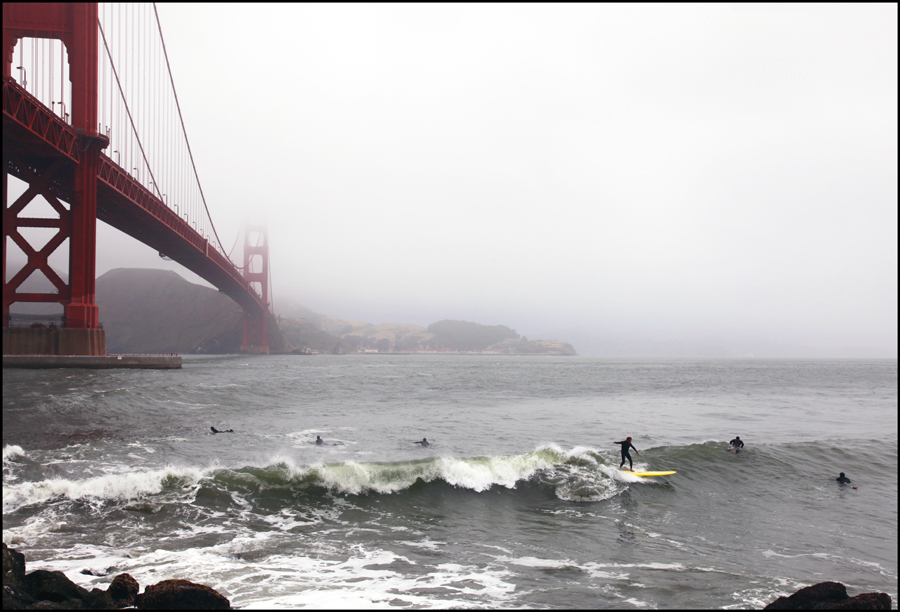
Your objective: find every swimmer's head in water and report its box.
[626,436,632,441]
[839,472,845,477]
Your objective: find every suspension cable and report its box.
[97,17,162,199]
[226,230,241,260]
[152,3,225,256]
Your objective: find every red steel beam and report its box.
[3,4,267,338]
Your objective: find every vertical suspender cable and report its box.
[49,40,53,119]
[100,13,104,133]
[130,5,134,173]
[152,3,225,254]
[97,17,163,199]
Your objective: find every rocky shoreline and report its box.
[3,543,230,610]
[3,542,893,609]
[762,581,892,610]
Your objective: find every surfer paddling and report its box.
[729,436,744,452]
[614,437,639,471]
[836,472,853,485]
[414,438,430,447]
[210,427,233,434]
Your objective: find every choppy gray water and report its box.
[3,356,897,608]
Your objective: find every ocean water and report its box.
[2,356,897,609]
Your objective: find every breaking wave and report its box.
[6,439,884,516]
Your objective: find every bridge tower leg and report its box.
[2,3,108,355]
[241,226,269,354]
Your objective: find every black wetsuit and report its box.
[729,438,743,450]
[415,439,429,447]
[836,475,851,485]
[315,437,324,446]
[615,440,638,469]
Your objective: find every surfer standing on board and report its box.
[614,437,639,471]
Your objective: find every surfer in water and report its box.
[614,437,639,471]
[836,472,851,485]
[210,427,233,434]
[729,436,744,451]
[414,438,429,447]
[315,436,324,446]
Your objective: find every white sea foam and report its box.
[259,508,322,532]
[564,444,601,464]
[126,442,156,453]
[587,561,686,571]
[435,453,550,491]
[48,539,517,609]
[3,444,25,461]
[2,515,69,545]
[287,447,566,496]
[583,565,630,581]
[504,555,574,569]
[601,463,654,483]
[623,597,654,608]
[2,466,206,513]
[399,538,443,551]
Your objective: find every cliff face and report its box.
[96,268,290,354]
[93,268,574,355]
[277,317,346,354]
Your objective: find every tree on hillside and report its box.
[394,336,420,352]
[426,320,519,351]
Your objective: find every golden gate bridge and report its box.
[3,2,276,356]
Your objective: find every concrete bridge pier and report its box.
[2,327,106,356]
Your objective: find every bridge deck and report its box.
[3,77,266,316]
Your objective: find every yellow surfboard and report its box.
[625,471,676,477]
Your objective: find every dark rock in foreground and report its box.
[10,541,891,611]
[24,569,90,603]
[3,584,38,609]
[2,543,26,589]
[1,543,230,610]
[764,581,892,610]
[135,579,230,610]
[106,574,138,608]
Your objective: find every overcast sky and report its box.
[12,3,898,356]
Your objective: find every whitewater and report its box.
[3,355,897,608]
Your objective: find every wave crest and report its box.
[3,466,205,514]
[3,444,25,462]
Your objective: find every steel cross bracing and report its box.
[3,76,269,318]
[3,3,271,354]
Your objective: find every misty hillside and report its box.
[280,298,577,354]
[19,268,576,355]
[96,268,292,354]
[323,318,577,355]
[426,320,519,351]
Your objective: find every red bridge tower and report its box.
[3,3,108,355]
[241,226,269,354]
